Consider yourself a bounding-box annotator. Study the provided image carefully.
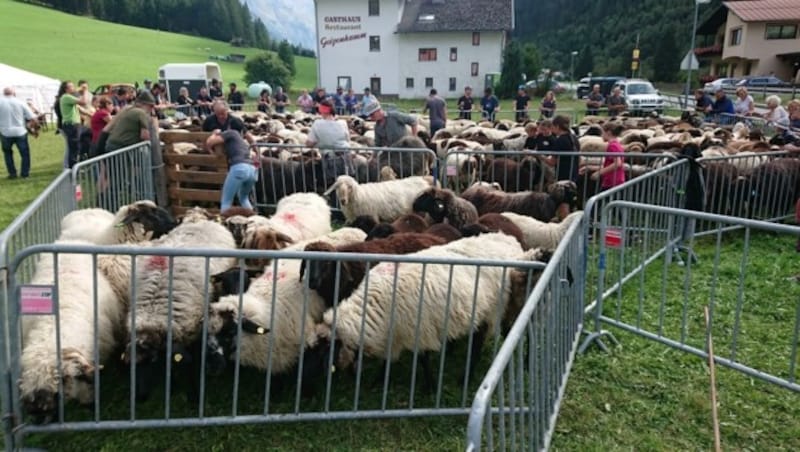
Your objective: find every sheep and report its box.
[20,240,121,423]
[303,233,526,389]
[500,210,583,251]
[412,187,479,229]
[59,200,178,244]
[460,213,528,250]
[299,232,448,309]
[424,223,463,242]
[366,213,430,241]
[480,157,549,193]
[503,248,555,333]
[220,207,258,248]
[124,213,237,400]
[460,180,579,222]
[205,228,368,383]
[324,174,436,223]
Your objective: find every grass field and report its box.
[0,1,317,92]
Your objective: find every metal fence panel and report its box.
[71,142,154,212]
[466,212,585,451]
[585,201,800,391]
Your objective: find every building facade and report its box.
[314,0,512,98]
[695,0,800,82]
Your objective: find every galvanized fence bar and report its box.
[585,200,800,391]
[466,212,585,451]
[71,141,154,213]
[5,240,547,448]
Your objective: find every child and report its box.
[580,122,625,190]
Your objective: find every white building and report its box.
[313,0,513,99]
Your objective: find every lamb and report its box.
[324,174,436,223]
[205,228,368,382]
[59,200,178,244]
[460,180,579,222]
[500,210,584,251]
[20,240,122,423]
[366,213,430,240]
[299,232,448,309]
[412,187,479,229]
[460,213,528,250]
[303,233,527,387]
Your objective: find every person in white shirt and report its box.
[0,87,37,179]
[733,87,755,117]
[761,94,789,127]
[306,98,353,185]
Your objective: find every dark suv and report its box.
[576,76,626,99]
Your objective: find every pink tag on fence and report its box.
[75,184,83,201]
[20,286,55,315]
[604,228,623,248]
[446,166,457,176]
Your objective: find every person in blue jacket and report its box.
[710,88,735,124]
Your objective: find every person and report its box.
[111,87,129,114]
[344,88,358,115]
[585,84,604,116]
[58,80,89,168]
[534,119,554,151]
[175,86,195,117]
[761,95,789,127]
[514,85,531,122]
[580,122,626,190]
[104,91,156,151]
[141,79,153,95]
[366,102,418,147]
[149,84,173,120]
[787,99,800,130]
[89,96,112,151]
[205,129,258,211]
[297,89,314,113]
[228,83,244,111]
[257,89,271,114]
[312,87,328,114]
[359,88,378,118]
[694,89,713,118]
[423,88,447,137]
[273,87,289,114]
[457,86,474,120]
[539,90,556,119]
[195,87,214,117]
[332,87,345,115]
[549,114,580,182]
[606,86,627,117]
[733,87,755,117]
[202,101,254,143]
[209,79,224,99]
[0,87,36,179]
[480,87,500,121]
[306,98,353,184]
[523,122,538,150]
[710,89,735,124]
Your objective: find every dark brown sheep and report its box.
[424,223,463,243]
[460,181,579,222]
[460,213,529,250]
[365,213,429,240]
[480,157,547,192]
[412,188,479,229]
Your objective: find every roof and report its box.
[397,0,513,33]
[723,0,800,22]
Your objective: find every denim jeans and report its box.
[1,134,31,178]
[62,123,80,169]
[221,163,257,211]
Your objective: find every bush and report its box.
[244,53,292,92]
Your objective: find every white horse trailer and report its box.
[157,62,222,103]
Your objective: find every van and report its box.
[157,63,223,103]
[576,76,626,99]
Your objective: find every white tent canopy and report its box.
[0,63,61,114]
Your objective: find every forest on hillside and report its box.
[15,0,314,56]
[514,0,725,82]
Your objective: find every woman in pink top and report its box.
[581,122,626,189]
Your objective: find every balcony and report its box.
[694,44,723,57]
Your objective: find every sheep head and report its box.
[245,228,294,267]
[412,188,451,224]
[326,175,357,207]
[348,215,379,235]
[306,322,354,374]
[365,223,396,241]
[116,200,178,241]
[210,267,262,302]
[223,216,251,248]
[547,181,579,212]
[179,206,215,224]
[299,242,358,308]
[206,297,270,364]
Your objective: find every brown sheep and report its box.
[460,181,579,222]
[460,213,529,250]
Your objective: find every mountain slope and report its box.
[244,0,316,50]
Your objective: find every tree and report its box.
[277,40,296,76]
[652,26,680,82]
[244,52,292,92]
[497,41,525,98]
[575,45,594,78]
[520,43,541,83]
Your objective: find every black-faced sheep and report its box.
[59,200,177,244]
[412,187,479,229]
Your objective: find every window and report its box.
[369,35,380,52]
[406,78,414,89]
[744,62,753,76]
[425,77,433,88]
[449,77,456,91]
[337,76,352,90]
[419,48,437,61]
[368,0,379,16]
[370,77,381,95]
[472,32,481,46]
[450,47,458,61]
[729,27,742,46]
[765,23,798,40]
[471,62,479,76]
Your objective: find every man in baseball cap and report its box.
[368,102,418,147]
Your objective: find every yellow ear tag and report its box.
[331,365,336,374]
[257,327,266,335]
[174,353,183,363]
[98,364,105,371]
[120,352,126,360]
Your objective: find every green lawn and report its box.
[0,1,317,93]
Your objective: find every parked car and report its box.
[703,77,740,93]
[576,76,626,99]
[525,79,566,94]
[736,76,790,88]
[614,79,665,116]
[92,83,136,96]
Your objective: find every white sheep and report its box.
[312,233,524,376]
[243,193,332,252]
[325,175,437,223]
[20,239,122,420]
[59,200,177,245]
[207,227,368,374]
[500,211,583,251]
